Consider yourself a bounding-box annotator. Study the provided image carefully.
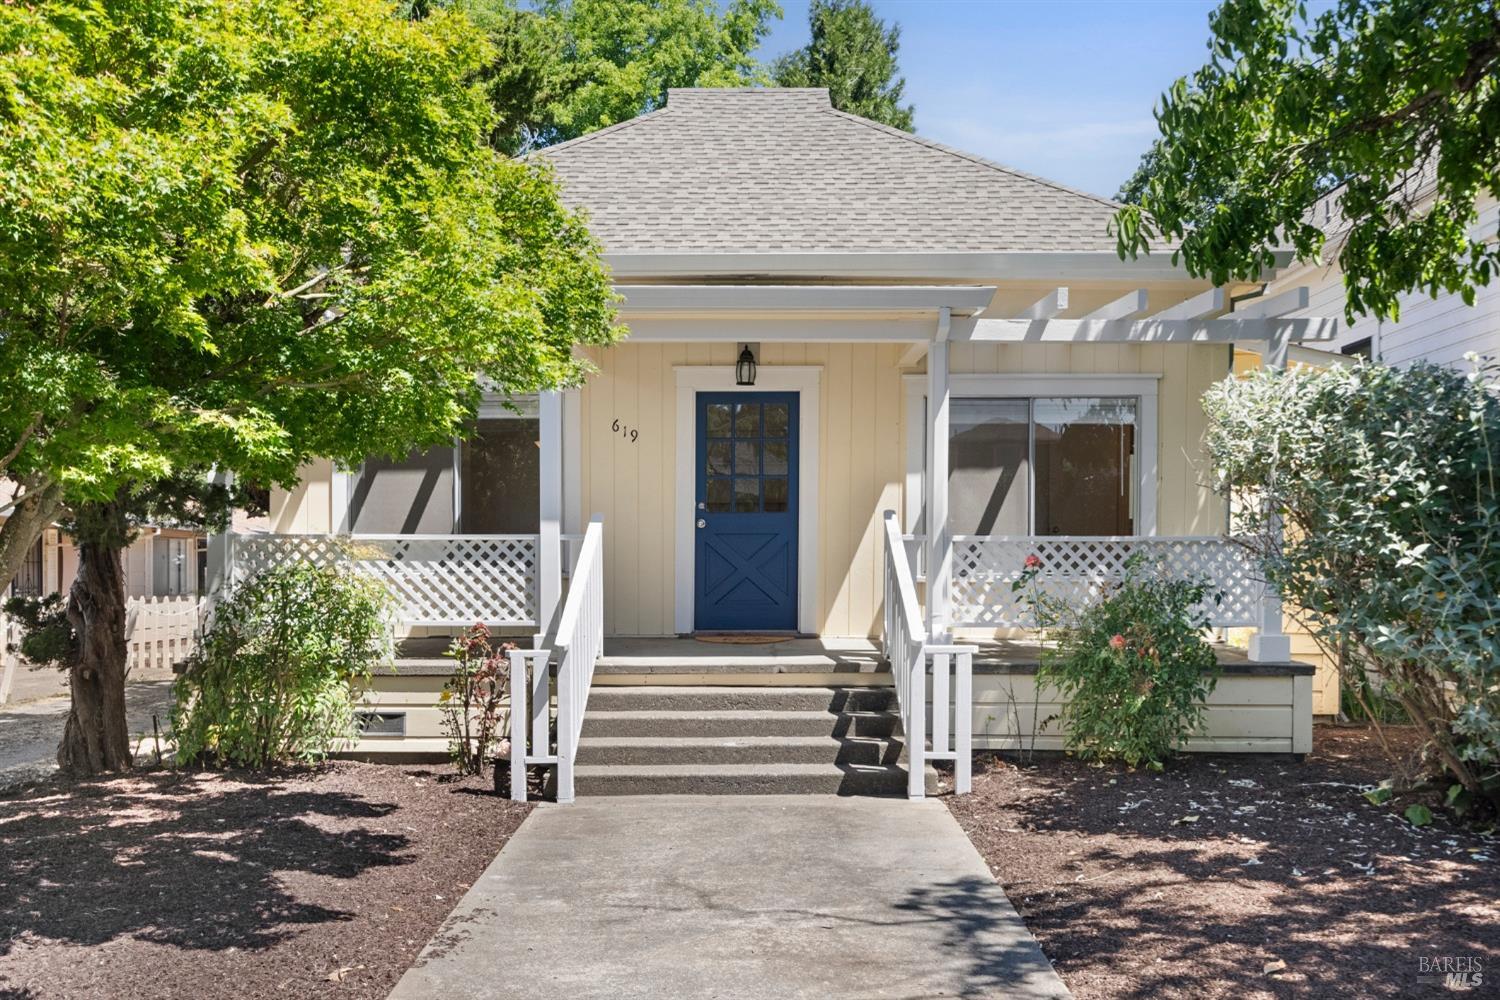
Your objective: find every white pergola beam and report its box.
[1080,289,1149,321]
[1017,287,1069,319]
[1150,287,1225,321]
[1233,286,1310,319]
[897,341,929,368]
[963,316,1337,344]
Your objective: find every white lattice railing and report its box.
[881,511,974,799]
[949,535,1267,629]
[509,516,604,804]
[228,533,540,627]
[125,595,202,672]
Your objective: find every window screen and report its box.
[460,418,541,533]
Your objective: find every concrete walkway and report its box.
[391,795,1070,1000]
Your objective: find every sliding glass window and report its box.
[348,397,540,534]
[948,397,1137,537]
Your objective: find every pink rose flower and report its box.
[1109,633,1127,651]
[1024,554,1042,570]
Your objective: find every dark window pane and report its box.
[734,441,759,475]
[707,440,732,476]
[734,478,759,512]
[706,477,732,512]
[948,399,1028,536]
[1033,398,1136,536]
[764,477,789,512]
[461,417,540,533]
[765,402,789,437]
[734,402,760,436]
[706,403,732,437]
[764,440,788,476]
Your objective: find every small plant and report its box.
[1015,554,1221,769]
[172,564,394,768]
[439,624,515,776]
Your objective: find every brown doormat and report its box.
[692,634,793,645]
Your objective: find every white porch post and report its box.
[536,390,564,645]
[925,312,952,636]
[1248,333,1292,662]
[203,468,234,608]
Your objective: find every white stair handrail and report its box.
[509,515,604,803]
[882,510,975,798]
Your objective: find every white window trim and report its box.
[903,373,1160,537]
[673,365,821,635]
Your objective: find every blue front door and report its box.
[694,393,798,631]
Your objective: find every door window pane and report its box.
[707,441,732,476]
[706,403,732,437]
[706,477,732,512]
[734,478,760,512]
[764,440,789,476]
[460,417,540,533]
[734,441,759,475]
[764,477,789,512]
[764,403,789,437]
[949,399,1029,536]
[1033,398,1136,536]
[734,402,760,436]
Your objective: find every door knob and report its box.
[697,501,706,510]
[696,518,706,528]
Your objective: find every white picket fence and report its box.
[0,596,202,705]
[125,595,202,673]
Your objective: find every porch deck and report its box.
[383,634,1313,678]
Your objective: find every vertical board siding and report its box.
[273,339,1231,639]
[580,341,904,637]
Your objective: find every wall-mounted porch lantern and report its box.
[736,343,758,386]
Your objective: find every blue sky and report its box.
[755,1,1226,200]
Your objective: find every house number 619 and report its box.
[611,418,639,443]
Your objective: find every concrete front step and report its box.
[575,734,903,767]
[586,685,894,713]
[579,708,899,740]
[571,762,939,797]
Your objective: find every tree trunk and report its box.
[57,502,132,776]
[0,475,61,591]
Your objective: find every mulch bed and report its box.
[0,762,531,999]
[947,726,1499,998]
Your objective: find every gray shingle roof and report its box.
[538,88,1131,255]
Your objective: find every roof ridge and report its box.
[820,106,1126,212]
[533,104,675,158]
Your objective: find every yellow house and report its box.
[225,89,1338,800]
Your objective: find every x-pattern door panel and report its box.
[694,392,798,630]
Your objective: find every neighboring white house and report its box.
[1265,192,1500,366]
[225,89,1342,797]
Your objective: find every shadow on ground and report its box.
[0,771,412,954]
[948,729,1499,998]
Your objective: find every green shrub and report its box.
[172,564,394,768]
[1018,555,1220,768]
[1206,361,1500,815]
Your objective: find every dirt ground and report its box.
[947,726,1499,999]
[0,762,530,999]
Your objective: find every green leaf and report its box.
[1404,804,1433,828]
